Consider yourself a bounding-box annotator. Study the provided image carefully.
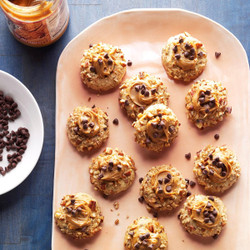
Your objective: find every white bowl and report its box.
[0,70,44,195]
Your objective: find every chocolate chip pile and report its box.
[0,90,30,176]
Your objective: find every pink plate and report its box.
[53,9,250,250]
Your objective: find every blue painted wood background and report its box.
[0,1,249,249]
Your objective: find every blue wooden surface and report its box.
[0,1,249,249]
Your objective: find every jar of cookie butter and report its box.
[0,0,69,47]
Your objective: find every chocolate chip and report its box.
[173,45,178,53]
[113,118,119,125]
[189,55,195,60]
[185,178,189,184]
[134,243,140,249]
[98,58,103,65]
[139,177,143,183]
[206,201,212,208]
[128,231,134,237]
[204,218,210,223]
[168,125,175,133]
[198,96,205,104]
[144,90,150,97]
[186,191,191,197]
[196,208,201,214]
[153,212,158,218]
[104,53,109,59]
[190,48,195,55]
[189,180,196,187]
[109,161,114,167]
[203,211,209,217]
[117,165,122,171]
[214,134,220,140]
[138,196,144,203]
[179,38,184,43]
[167,173,172,179]
[226,106,232,114]
[151,88,157,95]
[108,59,113,65]
[71,199,75,205]
[83,123,88,130]
[209,215,215,223]
[127,60,132,66]
[158,187,163,194]
[101,166,107,172]
[212,209,218,217]
[89,43,93,48]
[202,169,208,175]
[153,132,158,138]
[185,152,191,160]
[209,169,214,176]
[164,177,170,184]
[135,85,140,92]
[209,154,213,160]
[141,89,145,95]
[175,54,181,60]
[124,100,129,106]
[185,43,192,49]
[221,171,227,177]
[5,96,14,104]
[198,51,204,57]
[184,51,189,58]
[98,173,104,179]
[215,52,221,58]
[166,185,172,192]
[90,66,96,73]
[213,234,219,239]
[89,122,95,128]
[158,179,163,184]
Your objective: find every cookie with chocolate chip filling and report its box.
[162,32,207,82]
[185,80,232,129]
[193,145,240,193]
[89,147,136,196]
[178,194,227,238]
[132,104,180,152]
[140,165,187,212]
[67,106,109,152]
[124,217,168,250]
[80,43,127,91]
[54,192,104,239]
[119,72,170,120]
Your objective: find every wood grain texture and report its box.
[0,0,249,249]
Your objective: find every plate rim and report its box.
[0,70,44,195]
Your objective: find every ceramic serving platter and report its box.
[53,9,249,250]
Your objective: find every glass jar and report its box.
[0,0,69,47]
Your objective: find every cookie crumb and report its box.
[214,134,220,140]
[92,104,96,108]
[113,118,119,125]
[115,219,119,225]
[110,209,113,212]
[215,52,221,58]
[113,201,119,210]
[88,97,91,102]
[126,216,129,219]
[189,180,196,188]
[185,152,191,160]
[117,213,120,216]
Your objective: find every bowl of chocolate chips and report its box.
[0,70,44,195]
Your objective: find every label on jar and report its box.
[4,0,69,47]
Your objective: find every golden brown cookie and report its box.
[193,145,240,193]
[66,106,109,152]
[80,43,126,91]
[89,147,136,196]
[54,192,104,239]
[124,217,168,250]
[139,165,187,212]
[185,80,232,129]
[132,104,180,152]
[178,194,227,238]
[162,32,207,82]
[119,72,170,120]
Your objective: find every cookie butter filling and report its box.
[129,223,162,248]
[146,115,175,143]
[76,110,100,137]
[190,197,220,229]
[98,158,131,181]
[193,89,218,113]
[61,194,95,230]
[128,81,157,107]
[200,152,232,182]
[152,170,177,197]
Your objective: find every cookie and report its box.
[80,43,126,91]
[185,80,232,129]
[124,217,168,250]
[193,145,241,193]
[54,192,104,239]
[140,165,187,212]
[161,32,207,82]
[132,104,180,152]
[89,147,136,196]
[66,106,109,152]
[119,72,170,120]
[178,194,227,238]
